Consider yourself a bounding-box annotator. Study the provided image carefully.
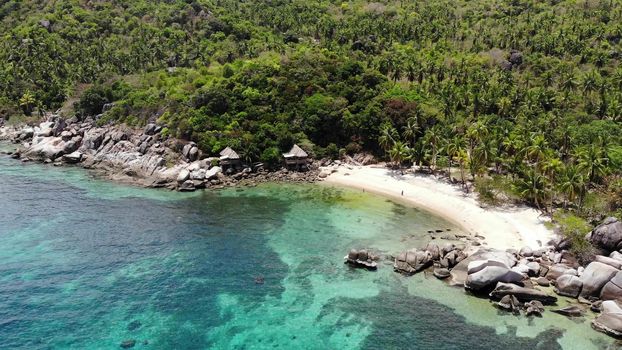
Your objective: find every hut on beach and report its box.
[219,146,241,171]
[283,144,309,170]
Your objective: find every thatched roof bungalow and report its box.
[219,147,241,169]
[283,144,309,169]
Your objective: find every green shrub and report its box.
[474,177,499,206]
[474,175,517,206]
[76,81,131,117]
[553,211,594,263]
[345,142,362,155]
[325,143,339,159]
[260,147,281,168]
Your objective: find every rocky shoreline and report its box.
[0,115,321,191]
[347,217,622,340]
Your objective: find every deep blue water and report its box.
[0,149,615,349]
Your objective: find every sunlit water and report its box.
[0,144,618,349]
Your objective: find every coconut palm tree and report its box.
[402,117,420,148]
[378,125,398,153]
[389,141,411,173]
[496,96,512,118]
[455,147,469,191]
[560,72,577,96]
[524,133,548,165]
[516,169,549,212]
[577,142,609,184]
[424,126,441,172]
[445,136,465,180]
[19,91,36,116]
[559,164,586,209]
[541,157,564,208]
[582,70,600,97]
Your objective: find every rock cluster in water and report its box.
[344,249,379,269]
[394,242,467,276]
[346,216,622,339]
[0,115,321,190]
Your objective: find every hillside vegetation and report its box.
[1,0,621,220]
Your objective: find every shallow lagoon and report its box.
[0,150,617,349]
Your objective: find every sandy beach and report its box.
[323,165,555,250]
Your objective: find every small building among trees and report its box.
[219,146,241,172]
[283,144,309,170]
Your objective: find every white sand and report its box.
[323,165,554,250]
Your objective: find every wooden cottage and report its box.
[219,146,241,171]
[283,144,309,170]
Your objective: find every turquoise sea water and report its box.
[0,146,618,349]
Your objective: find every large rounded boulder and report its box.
[592,300,622,338]
[394,249,432,275]
[587,217,622,253]
[579,262,620,298]
[555,275,583,298]
[465,266,524,291]
[594,255,622,270]
[425,243,441,261]
[450,248,517,286]
[546,264,571,281]
[601,271,622,301]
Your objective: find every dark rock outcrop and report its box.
[433,268,451,279]
[497,294,521,313]
[120,339,136,349]
[489,282,557,304]
[394,249,432,274]
[552,305,584,317]
[525,300,545,316]
[345,249,378,270]
[587,217,622,253]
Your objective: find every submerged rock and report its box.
[120,339,136,349]
[525,300,545,316]
[552,305,584,317]
[127,320,142,331]
[433,268,451,279]
[497,294,521,313]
